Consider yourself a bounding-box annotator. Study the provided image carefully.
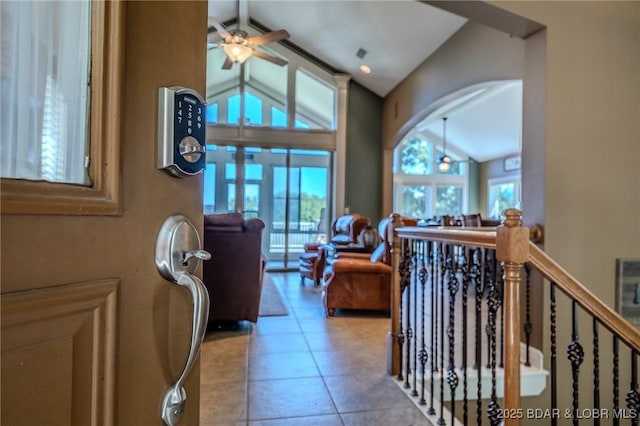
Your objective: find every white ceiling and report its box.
[207,0,523,162]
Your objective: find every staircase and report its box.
[385,209,640,426]
[393,343,547,426]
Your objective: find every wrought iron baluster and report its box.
[475,248,485,426]
[446,243,459,425]
[625,350,639,426]
[396,238,409,382]
[593,318,600,426]
[550,283,558,426]
[428,241,436,415]
[499,265,504,369]
[485,251,496,370]
[486,249,501,426]
[438,242,446,426]
[524,262,533,367]
[567,300,584,426]
[418,241,428,406]
[405,239,414,391]
[461,247,470,425]
[613,336,619,426]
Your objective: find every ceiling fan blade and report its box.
[246,29,290,46]
[251,49,288,67]
[208,18,231,39]
[221,57,234,70]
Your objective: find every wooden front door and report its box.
[1,2,207,424]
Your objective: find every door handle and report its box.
[155,214,211,426]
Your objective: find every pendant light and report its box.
[438,117,453,172]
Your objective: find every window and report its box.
[203,163,216,214]
[206,103,218,124]
[487,177,521,219]
[1,1,123,215]
[393,133,468,219]
[205,46,335,132]
[1,1,91,185]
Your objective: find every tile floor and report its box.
[199,271,428,425]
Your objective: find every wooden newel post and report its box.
[387,213,404,376]
[496,208,529,426]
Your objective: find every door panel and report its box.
[0,2,207,425]
[1,279,118,426]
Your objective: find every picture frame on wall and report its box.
[615,258,640,328]
[503,155,521,172]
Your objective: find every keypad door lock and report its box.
[157,86,207,178]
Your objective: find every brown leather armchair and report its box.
[202,213,265,323]
[321,214,417,316]
[299,213,370,286]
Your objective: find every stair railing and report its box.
[388,208,640,426]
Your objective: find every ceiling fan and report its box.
[207,3,290,70]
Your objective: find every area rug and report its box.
[258,275,289,317]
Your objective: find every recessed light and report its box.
[360,64,371,74]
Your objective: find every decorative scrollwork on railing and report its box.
[625,388,640,421]
[486,398,502,426]
[567,340,585,367]
[568,301,584,426]
[389,213,640,426]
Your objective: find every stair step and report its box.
[393,344,548,425]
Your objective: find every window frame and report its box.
[487,175,522,219]
[1,1,123,215]
[392,132,469,218]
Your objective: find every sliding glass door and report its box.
[204,145,332,270]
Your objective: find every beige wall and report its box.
[493,0,640,297]
[382,1,640,421]
[381,21,525,150]
[380,21,525,215]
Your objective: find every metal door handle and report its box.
[155,214,211,425]
[161,272,209,425]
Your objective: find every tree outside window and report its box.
[394,134,467,218]
[488,179,521,219]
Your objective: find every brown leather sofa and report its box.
[202,213,265,323]
[321,214,417,316]
[299,214,370,286]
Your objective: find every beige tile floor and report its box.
[199,271,428,425]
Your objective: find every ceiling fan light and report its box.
[222,43,253,64]
[438,155,452,172]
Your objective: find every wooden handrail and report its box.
[529,242,640,353]
[390,210,637,426]
[395,226,497,249]
[395,225,640,353]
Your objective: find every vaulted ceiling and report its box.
[207,0,523,162]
